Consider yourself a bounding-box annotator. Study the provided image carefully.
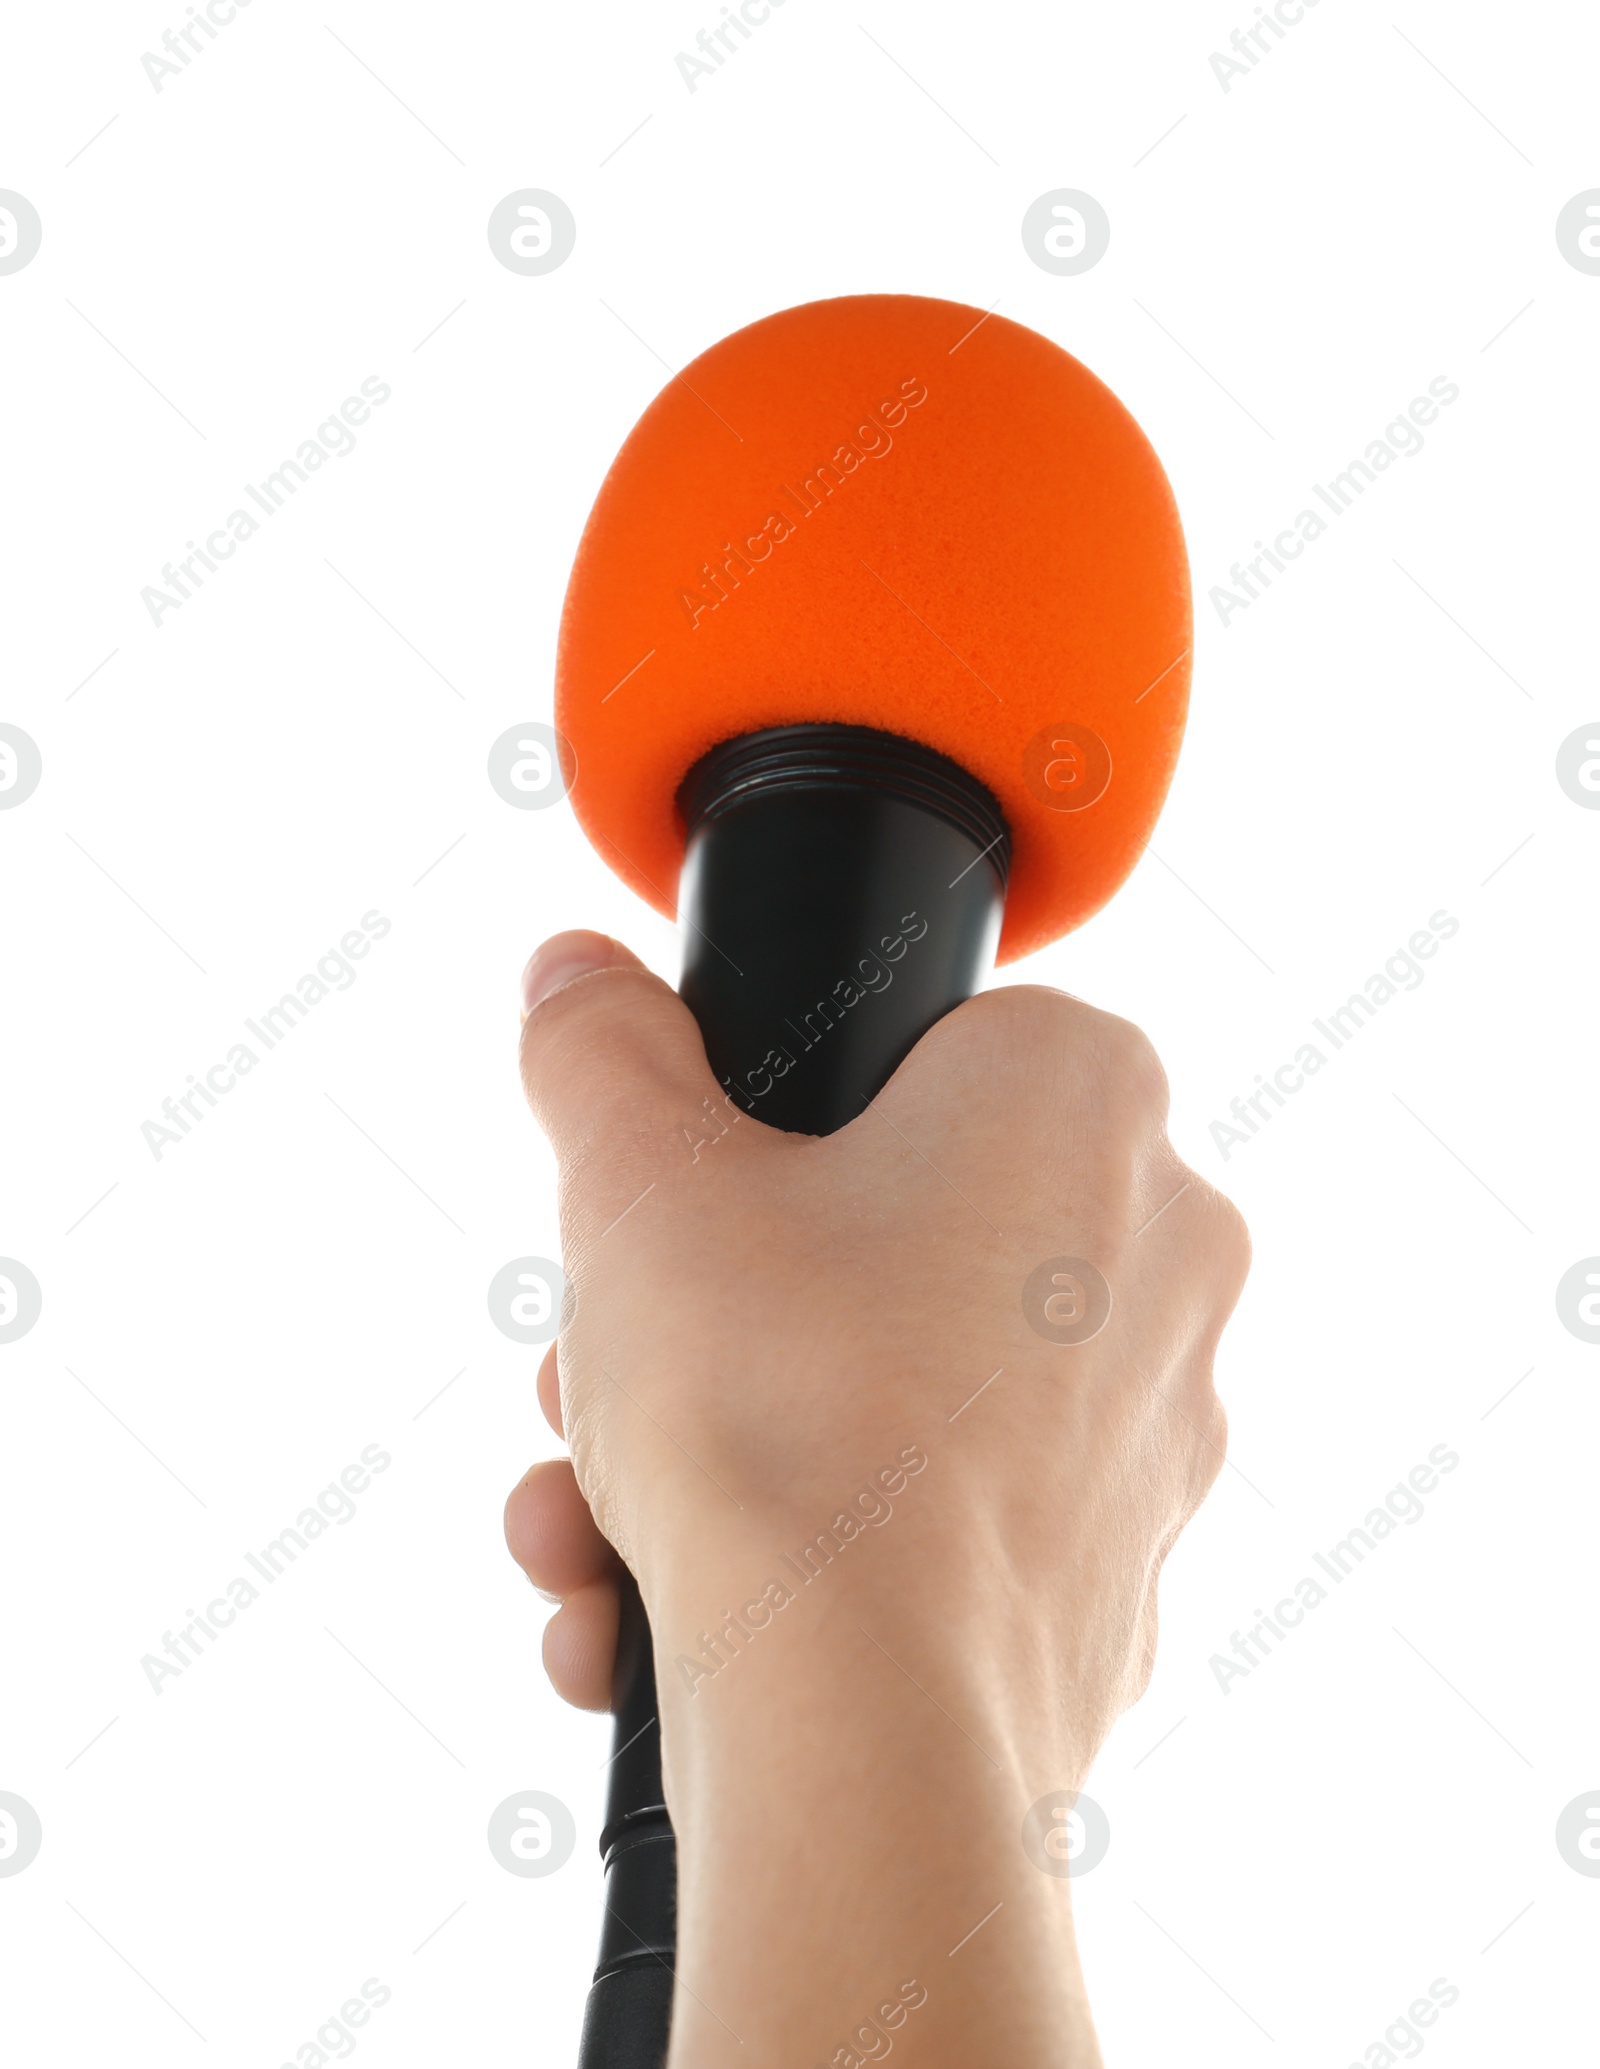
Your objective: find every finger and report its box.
[517,930,723,1170]
[504,1459,619,1596]
[542,1577,621,1711]
[537,1341,563,1438]
[519,929,639,1022]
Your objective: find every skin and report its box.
[507,930,1249,2067]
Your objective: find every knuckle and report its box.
[1096,1012,1170,1116]
[1201,1385,1229,1460]
[1200,1181,1252,1280]
[1157,1162,1251,1280]
[1175,1379,1228,1508]
[913,981,1063,1063]
[941,986,1171,1114]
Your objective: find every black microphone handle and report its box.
[575,725,1009,2069]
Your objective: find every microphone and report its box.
[552,292,1192,2067]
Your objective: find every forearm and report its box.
[649,1532,1104,2068]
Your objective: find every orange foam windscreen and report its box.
[555,293,1190,962]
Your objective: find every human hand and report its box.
[505,928,1247,2064]
[507,924,1246,1729]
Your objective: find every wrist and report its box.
[634,1427,1109,1794]
[648,1548,1102,2067]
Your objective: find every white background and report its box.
[3,1,1597,2062]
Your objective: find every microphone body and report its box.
[575,723,1010,2068]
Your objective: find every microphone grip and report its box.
[576,1578,676,2069]
[575,725,1009,2068]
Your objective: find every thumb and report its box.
[518,930,721,1169]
